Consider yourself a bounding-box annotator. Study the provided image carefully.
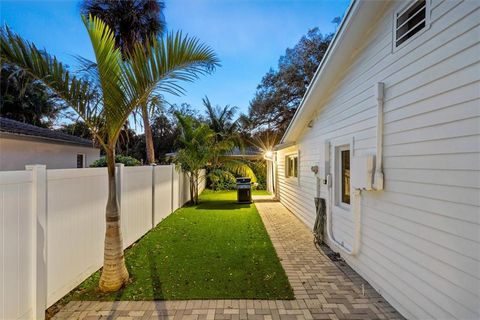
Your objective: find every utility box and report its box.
[236,177,252,203]
[351,155,374,190]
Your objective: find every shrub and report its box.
[207,169,237,191]
[250,160,267,190]
[90,155,141,167]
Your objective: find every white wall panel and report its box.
[275,1,480,319]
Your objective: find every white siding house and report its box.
[271,1,480,319]
[0,117,100,170]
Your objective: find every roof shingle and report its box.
[0,117,96,147]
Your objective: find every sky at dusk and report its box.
[0,0,349,118]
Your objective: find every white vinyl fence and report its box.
[0,164,205,320]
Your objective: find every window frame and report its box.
[335,144,351,210]
[285,152,299,182]
[392,0,431,52]
[76,153,86,168]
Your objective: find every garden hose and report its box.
[313,197,326,245]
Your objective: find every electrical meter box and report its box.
[351,155,374,190]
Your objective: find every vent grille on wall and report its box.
[395,0,427,47]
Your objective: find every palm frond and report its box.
[221,160,257,183]
[126,31,220,103]
[0,25,105,146]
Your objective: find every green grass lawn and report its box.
[68,190,292,301]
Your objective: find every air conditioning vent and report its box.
[395,0,427,47]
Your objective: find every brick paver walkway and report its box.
[53,197,403,320]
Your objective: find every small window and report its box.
[335,145,350,207]
[285,154,298,178]
[395,0,428,47]
[77,154,85,168]
[340,149,350,204]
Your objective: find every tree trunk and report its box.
[99,147,129,292]
[141,103,155,165]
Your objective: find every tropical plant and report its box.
[81,0,215,165]
[202,96,239,141]
[174,113,215,204]
[201,97,257,189]
[81,0,166,166]
[80,0,166,55]
[1,16,218,292]
[91,155,141,167]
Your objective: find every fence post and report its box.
[26,164,47,320]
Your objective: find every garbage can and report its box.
[236,177,252,203]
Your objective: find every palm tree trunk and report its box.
[141,103,155,165]
[99,147,129,292]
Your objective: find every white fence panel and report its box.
[1,164,207,319]
[46,168,107,307]
[180,171,191,206]
[153,165,173,225]
[120,166,153,248]
[0,171,35,320]
[198,169,206,194]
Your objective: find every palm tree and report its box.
[201,96,257,189]
[202,96,238,141]
[174,113,215,204]
[80,0,166,55]
[82,0,185,165]
[1,16,218,292]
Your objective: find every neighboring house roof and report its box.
[0,117,97,147]
[166,147,263,160]
[279,0,388,145]
[223,147,262,159]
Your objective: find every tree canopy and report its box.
[243,28,333,135]
[0,64,64,127]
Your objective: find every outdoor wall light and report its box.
[264,150,274,161]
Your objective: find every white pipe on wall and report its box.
[322,141,362,256]
[325,183,362,255]
[374,82,385,191]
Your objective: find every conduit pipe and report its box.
[373,82,385,191]
[325,182,362,255]
[322,82,385,255]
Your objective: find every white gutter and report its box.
[373,82,385,191]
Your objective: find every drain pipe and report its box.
[324,175,362,256]
[373,82,385,191]
[321,141,362,256]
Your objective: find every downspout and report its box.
[373,82,385,191]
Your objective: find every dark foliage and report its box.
[80,0,166,56]
[90,154,141,167]
[58,121,93,140]
[0,64,64,127]
[243,28,333,135]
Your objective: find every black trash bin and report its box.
[236,177,252,203]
